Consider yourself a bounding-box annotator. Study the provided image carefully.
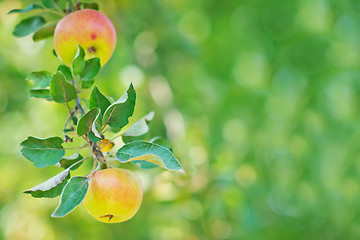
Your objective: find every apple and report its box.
[83,168,143,223]
[54,9,117,66]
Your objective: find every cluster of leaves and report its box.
[8,0,99,41]
[18,44,183,217]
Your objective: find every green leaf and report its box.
[132,160,158,169]
[82,58,101,81]
[13,16,46,37]
[21,136,65,168]
[88,131,101,142]
[102,83,136,130]
[24,168,70,198]
[116,140,184,173]
[81,2,99,10]
[33,23,56,42]
[60,153,84,170]
[57,65,72,82]
[51,176,89,218]
[89,86,111,124]
[131,133,161,170]
[7,4,44,14]
[72,116,78,126]
[26,71,52,89]
[77,108,100,136]
[50,71,77,103]
[72,45,86,76]
[122,111,155,143]
[81,78,95,89]
[42,0,55,8]
[30,89,52,100]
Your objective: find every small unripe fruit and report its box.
[83,168,143,223]
[54,9,117,66]
[99,139,114,152]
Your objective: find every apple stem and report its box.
[88,47,97,54]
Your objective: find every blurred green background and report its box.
[0,0,359,239]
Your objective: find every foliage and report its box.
[10,0,183,220]
[8,0,99,41]
[1,0,359,239]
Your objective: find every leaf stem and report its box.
[71,78,85,115]
[102,126,109,135]
[63,107,77,139]
[75,97,85,114]
[67,154,91,170]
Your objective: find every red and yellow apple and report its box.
[54,9,116,66]
[83,168,143,223]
